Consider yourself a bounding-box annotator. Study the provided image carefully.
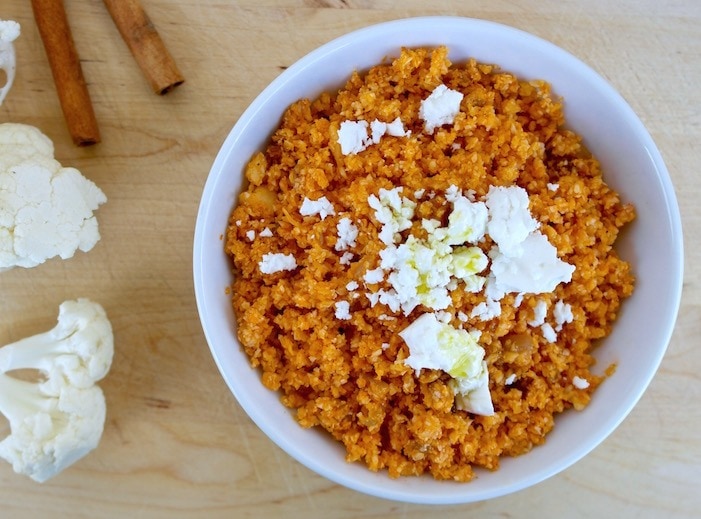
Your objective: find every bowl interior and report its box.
[193,17,683,504]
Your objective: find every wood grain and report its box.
[0,1,699,517]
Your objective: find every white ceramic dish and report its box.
[193,16,683,504]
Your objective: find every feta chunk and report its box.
[490,233,575,297]
[363,267,384,284]
[528,299,548,327]
[541,322,557,343]
[553,299,574,331]
[441,193,488,245]
[399,313,494,416]
[334,301,351,320]
[338,117,409,155]
[485,186,575,300]
[335,217,358,251]
[300,196,335,220]
[259,253,297,274]
[470,298,502,321]
[419,84,464,134]
[384,117,410,137]
[485,186,539,256]
[337,120,370,155]
[367,187,416,245]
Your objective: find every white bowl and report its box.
[193,17,683,504]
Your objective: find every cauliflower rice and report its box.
[225,47,635,481]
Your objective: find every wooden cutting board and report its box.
[0,1,698,517]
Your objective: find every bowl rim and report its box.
[193,15,684,504]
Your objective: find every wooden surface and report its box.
[0,1,699,517]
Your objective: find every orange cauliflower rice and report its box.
[225,47,635,481]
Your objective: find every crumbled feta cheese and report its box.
[399,313,493,416]
[235,220,242,227]
[345,280,359,291]
[377,289,402,313]
[381,342,390,350]
[451,367,493,416]
[335,217,358,251]
[457,311,468,323]
[300,196,335,220]
[414,188,426,199]
[377,237,447,314]
[528,299,548,327]
[369,117,409,144]
[367,188,488,315]
[366,291,380,307]
[485,186,539,256]
[572,376,590,389]
[339,251,354,265]
[442,195,488,245]
[419,84,464,134]
[384,117,410,137]
[368,187,416,245]
[370,119,386,144]
[246,230,256,241]
[490,233,575,297]
[338,118,409,155]
[485,186,574,300]
[553,299,574,331]
[541,322,557,343]
[505,374,517,385]
[470,298,502,321]
[513,293,524,307]
[363,267,384,284]
[547,183,559,192]
[337,120,370,155]
[259,227,273,237]
[421,218,441,234]
[444,184,462,202]
[259,253,297,274]
[334,301,351,320]
[435,311,452,324]
[364,184,572,334]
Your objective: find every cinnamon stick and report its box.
[102,0,184,95]
[31,0,100,147]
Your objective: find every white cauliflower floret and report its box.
[0,123,107,271]
[0,299,114,482]
[0,379,106,483]
[0,20,20,106]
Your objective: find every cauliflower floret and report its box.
[0,299,113,482]
[0,123,107,271]
[0,19,20,106]
[0,381,107,483]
